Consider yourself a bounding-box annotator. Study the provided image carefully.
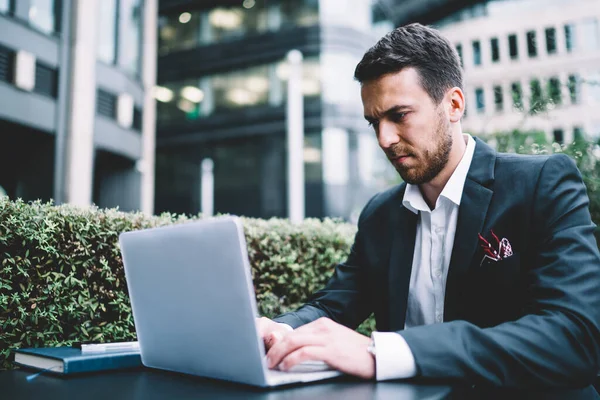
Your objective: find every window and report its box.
[568,74,579,104]
[581,19,600,51]
[527,30,537,57]
[547,77,561,105]
[0,0,11,13]
[545,27,557,54]
[159,5,271,54]
[530,79,543,112]
[508,34,519,60]
[490,37,500,62]
[280,0,319,28]
[475,87,485,113]
[29,0,58,34]
[472,40,481,66]
[564,24,575,52]
[508,34,518,60]
[97,0,118,64]
[493,85,503,112]
[574,126,584,141]
[456,44,463,67]
[553,129,564,144]
[511,82,523,110]
[156,57,321,123]
[118,0,142,76]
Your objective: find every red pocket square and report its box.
[478,230,513,266]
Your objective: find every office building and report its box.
[437,0,600,143]
[155,0,397,220]
[0,0,157,213]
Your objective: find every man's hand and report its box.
[256,317,293,350]
[265,317,375,379]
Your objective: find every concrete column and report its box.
[286,50,304,223]
[64,0,99,207]
[140,0,158,215]
[200,158,214,216]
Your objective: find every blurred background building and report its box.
[154,0,396,220]
[3,0,598,220]
[0,0,157,213]
[435,0,600,143]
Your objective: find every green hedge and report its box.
[0,198,371,370]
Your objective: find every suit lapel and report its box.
[444,138,496,321]
[388,187,418,331]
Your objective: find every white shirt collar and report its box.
[402,134,476,214]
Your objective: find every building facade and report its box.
[0,0,157,213]
[437,0,600,143]
[155,0,393,220]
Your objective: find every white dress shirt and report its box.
[372,134,476,380]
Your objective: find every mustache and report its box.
[385,145,414,160]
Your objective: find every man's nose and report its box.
[377,122,399,149]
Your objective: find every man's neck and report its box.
[419,134,468,210]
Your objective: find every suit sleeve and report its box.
[273,196,377,330]
[399,154,600,387]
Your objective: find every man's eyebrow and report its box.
[364,105,412,121]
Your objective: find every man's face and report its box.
[361,68,453,185]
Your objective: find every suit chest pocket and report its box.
[472,252,522,291]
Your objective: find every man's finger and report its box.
[278,345,328,372]
[266,332,326,369]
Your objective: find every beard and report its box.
[390,109,453,185]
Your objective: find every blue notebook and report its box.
[13,347,142,375]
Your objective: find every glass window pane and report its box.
[547,77,561,105]
[158,11,201,55]
[0,0,10,13]
[545,27,556,54]
[494,85,503,112]
[97,0,117,64]
[553,129,564,144]
[119,0,142,76]
[511,82,523,110]
[527,31,537,57]
[568,74,579,104]
[29,0,56,34]
[564,24,575,52]
[491,38,499,62]
[280,0,319,28]
[472,40,481,66]
[508,34,518,59]
[530,79,543,112]
[206,6,268,43]
[475,87,485,113]
[455,44,463,67]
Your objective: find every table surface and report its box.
[2,368,455,400]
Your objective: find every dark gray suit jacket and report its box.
[275,138,600,395]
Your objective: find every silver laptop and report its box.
[119,216,342,387]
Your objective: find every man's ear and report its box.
[448,87,465,123]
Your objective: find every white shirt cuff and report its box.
[279,323,294,332]
[371,331,418,380]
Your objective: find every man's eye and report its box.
[367,121,379,128]
[391,113,407,122]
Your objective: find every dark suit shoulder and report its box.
[493,152,578,182]
[358,184,405,227]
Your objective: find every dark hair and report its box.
[354,23,463,104]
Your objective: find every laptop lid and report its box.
[120,217,269,387]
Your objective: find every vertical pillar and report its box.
[201,158,214,217]
[64,0,99,206]
[140,0,158,215]
[286,50,304,223]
